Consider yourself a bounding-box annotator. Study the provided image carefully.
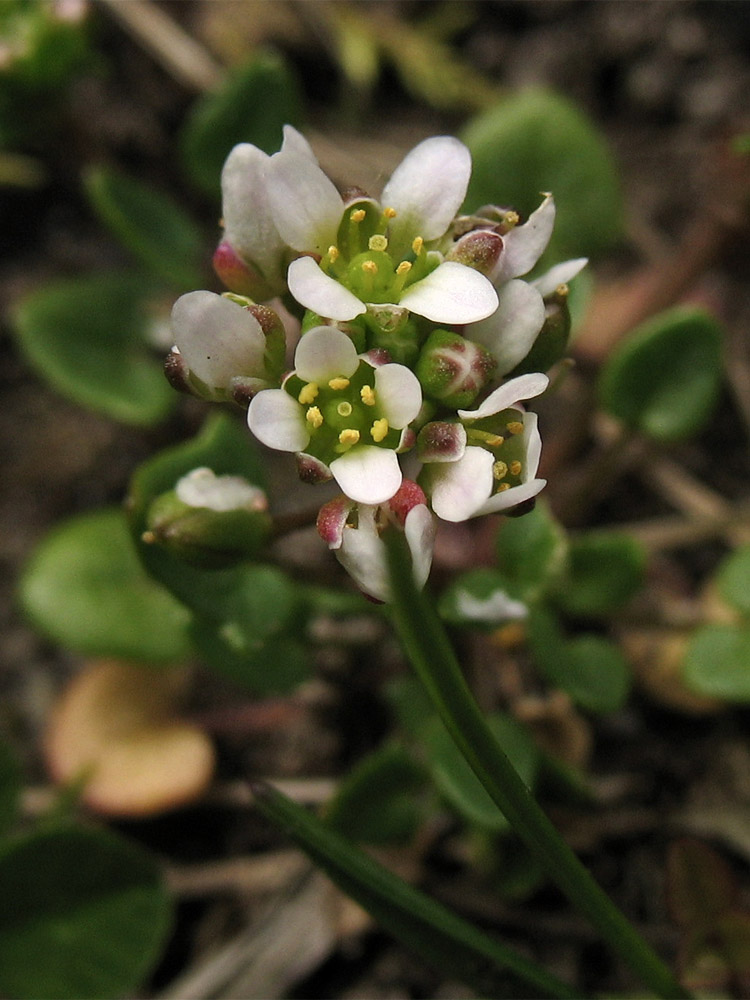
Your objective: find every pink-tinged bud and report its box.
[396,427,417,453]
[387,480,427,526]
[447,230,504,276]
[316,496,355,548]
[417,421,467,463]
[415,329,497,409]
[296,452,333,485]
[361,347,393,367]
[213,241,274,300]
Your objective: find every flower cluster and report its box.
[168,126,585,599]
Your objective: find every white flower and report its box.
[170,291,271,397]
[463,196,588,375]
[420,372,549,522]
[265,134,498,326]
[317,481,435,602]
[247,326,422,505]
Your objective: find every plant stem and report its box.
[385,530,692,1000]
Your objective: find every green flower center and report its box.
[464,407,529,496]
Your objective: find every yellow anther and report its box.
[556,283,569,298]
[368,235,388,252]
[493,461,508,480]
[337,401,353,417]
[506,420,524,435]
[496,482,511,492]
[306,406,323,429]
[362,260,378,275]
[509,460,522,476]
[339,428,360,446]
[411,236,424,255]
[327,245,340,262]
[486,434,505,448]
[350,208,366,223]
[396,260,412,276]
[383,207,397,219]
[298,382,319,405]
[503,210,520,228]
[328,376,350,390]
[370,418,389,442]
[360,385,376,406]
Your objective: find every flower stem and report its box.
[384,530,691,1000]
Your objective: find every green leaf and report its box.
[462,90,624,261]
[0,825,172,1000]
[180,52,302,197]
[598,306,724,442]
[253,783,579,999]
[716,546,750,617]
[19,507,192,664]
[85,168,204,288]
[495,499,568,602]
[12,272,175,426]
[529,609,631,713]
[0,740,22,839]
[424,714,539,832]
[325,743,426,845]
[554,531,646,618]
[683,624,750,702]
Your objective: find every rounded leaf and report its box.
[683,625,750,702]
[463,90,623,260]
[12,273,175,426]
[19,508,192,664]
[598,307,724,442]
[0,825,172,1000]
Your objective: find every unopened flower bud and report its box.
[213,240,275,301]
[447,230,504,276]
[144,467,271,568]
[416,329,496,409]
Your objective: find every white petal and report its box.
[455,589,528,623]
[247,389,309,452]
[266,150,343,254]
[280,124,317,161]
[458,372,549,420]
[399,262,498,325]
[532,257,588,297]
[221,144,283,280]
[374,364,422,428]
[427,446,494,522]
[176,468,266,512]
[294,325,359,382]
[521,411,542,479]
[337,510,389,602]
[404,505,435,589]
[287,256,366,321]
[466,279,546,376]
[382,136,472,251]
[493,194,556,283]
[171,291,265,389]
[330,447,402,505]
[476,478,547,516]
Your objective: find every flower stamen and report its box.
[306,406,324,428]
[328,377,350,390]
[506,421,524,436]
[493,461,508,480]
[339,428,360,447]
[370,418,389,442]
[298,382,319,404]
[360,385,376,406]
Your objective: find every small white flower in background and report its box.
[175,467,267,513]
[455,588,528,625]
[317,480,435,603]
[248,326,422,505]
[419,372,549,522]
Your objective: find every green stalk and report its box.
[385,530,691,1000]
